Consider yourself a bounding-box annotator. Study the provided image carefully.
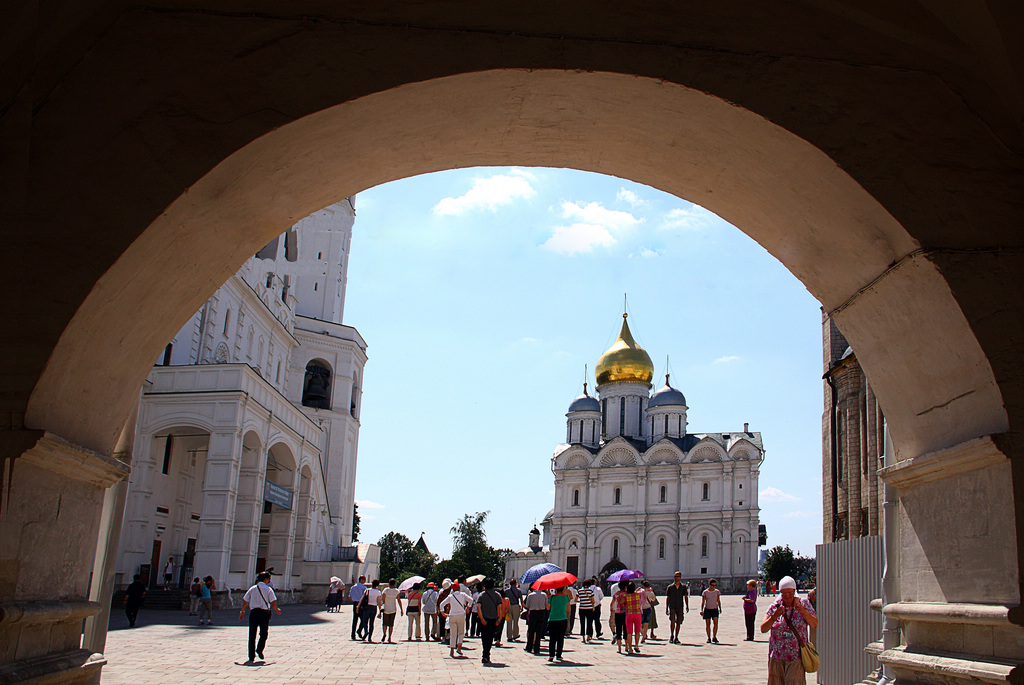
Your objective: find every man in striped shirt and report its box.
[576,579,597,643]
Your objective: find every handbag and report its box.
[783,608,819,673]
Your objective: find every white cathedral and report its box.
[508,314,763,592]
[116,199,378,595]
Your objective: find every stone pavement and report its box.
[102,594,818,684]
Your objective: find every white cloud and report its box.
[782,511,818,519]
[518,337,540,344]
[715,355,740,364]
[542,201,642,255]
[660,204,715,230]
[355,499,385,510]
[432,169,537,215]
[542,223,615,255]
[617,188,647,208]
[638,247,661,258]
[759,487,801,502]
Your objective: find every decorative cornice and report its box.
[882,601,1016,627]
[879,435,1007,490]
[19,433,129,488]
[878,645,1019,684]
[0,600,101,626]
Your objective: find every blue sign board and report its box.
[264,481,293,510]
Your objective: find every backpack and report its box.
[193,583,203,598]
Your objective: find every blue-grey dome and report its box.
[568,393,600,413]
[648,382,687,408]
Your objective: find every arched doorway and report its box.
[6,9,1024,683]
[256,443,298,588]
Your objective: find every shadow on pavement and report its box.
[109,603,337,631]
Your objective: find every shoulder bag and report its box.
[783,607,819,673]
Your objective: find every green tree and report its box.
[429,512,512,583]
[762,544,798,583]
[377,532,415,581]
[793,554,816,585]
[352,503,360,543]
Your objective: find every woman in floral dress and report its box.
[760,576,817,685]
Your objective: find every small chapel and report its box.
[508,313,763,592]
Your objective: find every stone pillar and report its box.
[865,386,880,536]
[0,432,128,685]
[877,435,1024,684]
[839,370,863,537]
[193,429,242,588]
[229,441,263,579]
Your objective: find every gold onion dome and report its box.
[595,314,655,386]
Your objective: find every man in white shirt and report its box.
[591,578,605,639]
[239,571,281,663]
[440,581,471,658]
[349,576,367,640]
[422,583,440,640]
[379,578,404,643]
[163,557,175,590]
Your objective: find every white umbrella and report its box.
[398,575,425,592]
[466,574,486,585]
[329,576,342,584]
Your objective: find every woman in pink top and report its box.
[622,581,644,654]
[700,578,722,643]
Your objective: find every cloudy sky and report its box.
[344,166,824,563]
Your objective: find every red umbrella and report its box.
[531,571,578,590]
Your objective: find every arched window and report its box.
[613,538,619,558]
[659,485,667,503]
[350,371,360,418]
[701,535,709,557]
[614,487,621,505]
[573,489,580,506]
[702,482,710,501]
[302,361,332,409]
[658,537,666,559]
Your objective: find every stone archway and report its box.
[5,7,1024,684]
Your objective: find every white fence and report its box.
[816,535,883,685]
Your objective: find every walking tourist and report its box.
[469,583,481,638]
[422,582,440,640]
[623,581,643,654]
[188,577,201,616]
[238,571,282,663]
[163,557,175,589]
[612,580,628,652]
[577,579,596,643]
[504,579,523,642]
[566,583,578,636]
[326,576,344,613]
[436,579,452,643]
[476,578,505,664]
[640,579,655,642]
[524,584,548,655]
[546,585,571,662]
[358,579,381,642]
[380,578,403,643]
[743,579,758,640]
[123,574,146,627]
[349,575,367,640]
[198,576,215,625]
[440,581,471,658]
[406,582,423,640]
[701,578,722,643]
[762,576,817,685]
[591,577,605,639]
[666,572,689,644]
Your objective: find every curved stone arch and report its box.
[728,437,759,460]
[145,417,217,437]
[600,447,638,468]
[647,448,679,465]
[689,443,726,463]
[594,526,637,550]
[646,524,680,549]
[563,452,592,470]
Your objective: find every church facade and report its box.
[512,314,763,592]
[116,200,375,593]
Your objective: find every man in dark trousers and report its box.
[476,578,505,665]
[239,571,281,663]
[123,574,146,627]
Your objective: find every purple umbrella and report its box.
[606,569,644,582]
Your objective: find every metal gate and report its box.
[816,535,883,685]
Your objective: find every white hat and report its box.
[779,576,797,591]
[442,578,452,589]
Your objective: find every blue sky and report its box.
[344,167,823,562]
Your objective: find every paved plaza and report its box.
[102,594,818,684]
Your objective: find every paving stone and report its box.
[101,595,819,684]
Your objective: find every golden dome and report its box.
[595,314,654,386]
